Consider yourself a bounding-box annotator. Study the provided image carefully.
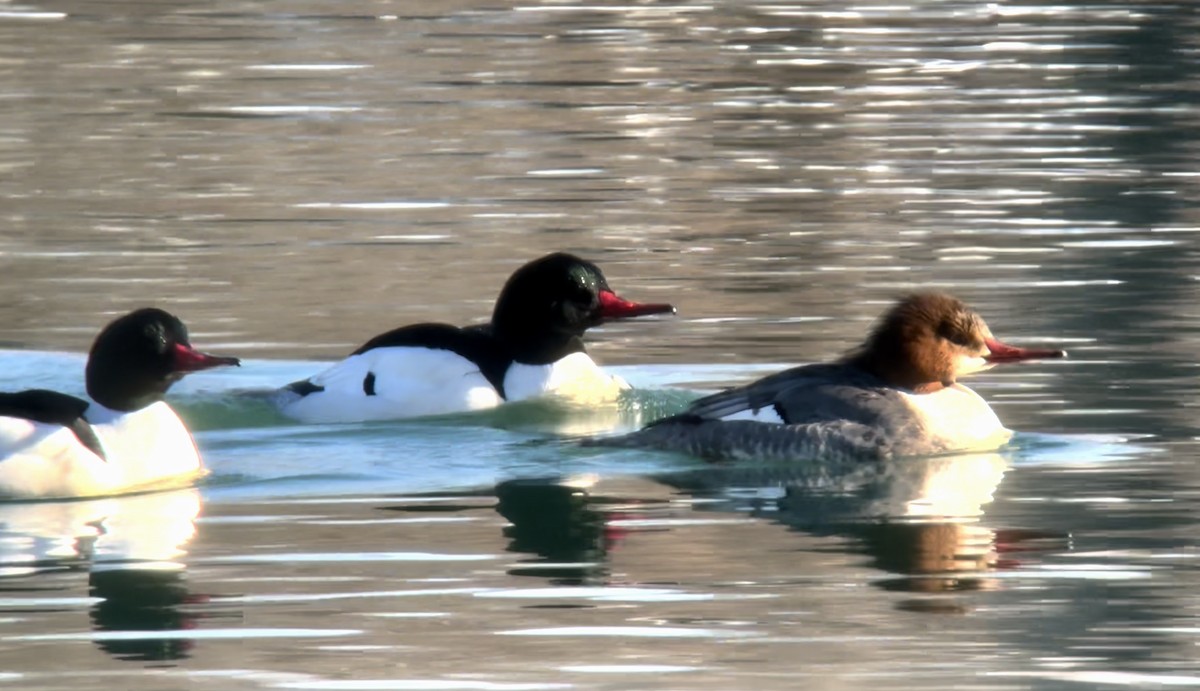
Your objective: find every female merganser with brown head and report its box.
[276,252,675,423]
[603,293,1065,461]
[0,309,240,499]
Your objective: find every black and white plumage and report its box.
[276,253,675,423]
[0,309,240,499]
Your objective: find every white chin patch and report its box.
[956,354,992,377]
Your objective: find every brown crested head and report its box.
[845,293,1066,393]
[846,293,984,393]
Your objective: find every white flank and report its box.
[279,349,630,423]
[0,402,202,500]
[278,347,504,423]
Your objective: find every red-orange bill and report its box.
[172,343,241,372]
[598,290,676,320]
[984,338,1066,363]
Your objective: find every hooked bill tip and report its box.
[983,338,1067,363]
[172,343,241,372]
[597,290,676,320]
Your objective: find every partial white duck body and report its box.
[602,293,1064,462]
[503,351,630,404]
[276,252,671,423]
[0,402,203,500]
[280,347,630,424]
[0,309,239,500]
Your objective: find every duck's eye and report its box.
[143,323,169,353]
[567,268,599,303]
[937,319,977,349]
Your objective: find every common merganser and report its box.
[276,252,675,423]
[0,309,240,500]
[601,293,1065,461]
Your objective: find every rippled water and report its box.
[2,1,1200,689]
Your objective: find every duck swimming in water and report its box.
[275,252,675,423]
[600,293,1065,461]
[0,309,240,500]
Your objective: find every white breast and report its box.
[277,347,504,423]
[0,402,203,500]
[503,352,630,405]
[899,384,1013,454]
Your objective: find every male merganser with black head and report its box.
[602,293,1065,461]
[0,309,240,500]
[276,252,675,423]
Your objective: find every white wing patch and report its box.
[718,407,785,424]
[278,347,504,423]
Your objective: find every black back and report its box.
[352,322,514,397]
[287,253,626,403]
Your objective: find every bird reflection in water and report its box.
[861,522,1069,602]
[501,451,1071,603]
[678,451,1070,599]
[777,453,1060,599]
[0,488,206,661]
[89,566,197,661]
[494,476,657,586]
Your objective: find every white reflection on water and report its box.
[244,64,370,72]
[559,664,704,673]
[991,670,1200,687]
[474,586,732,603]
[202,551,496,563]
[497,625,759,639]
[223,588,482,605]
[0,10,65,20]
[0,488,199,575]
[0,596,100,608]
[275,680,573,690]
[294,201,452,210]
[5,627,361,642]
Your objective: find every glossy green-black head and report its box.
[85,308,240,411]
[491,252,675,364]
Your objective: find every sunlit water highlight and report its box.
[3,0,1200,688]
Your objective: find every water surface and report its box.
[2,1,1200,689]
